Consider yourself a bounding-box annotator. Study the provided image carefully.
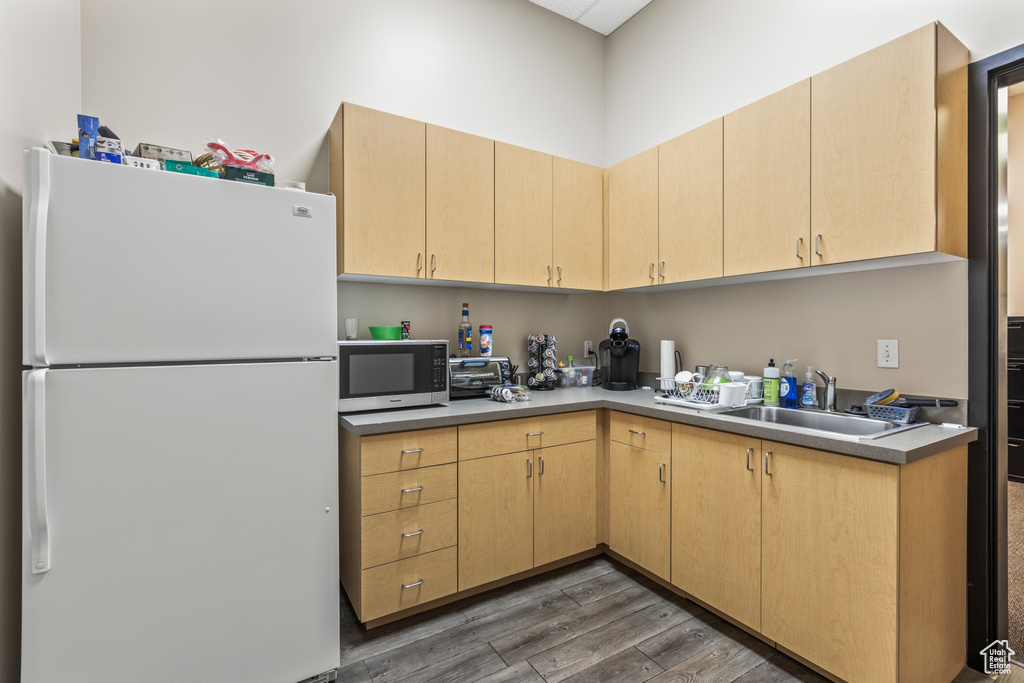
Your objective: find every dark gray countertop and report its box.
[339,387,977,465]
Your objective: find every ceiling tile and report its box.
[529,0,599,21]
[528,0,650,35]
[576,0,653,35]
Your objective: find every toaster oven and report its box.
[448,356,513,398]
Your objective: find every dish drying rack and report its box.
[654,377,764,410]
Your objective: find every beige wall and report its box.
[338,282,608,371]
[0,1,81,680]
[612,261,968,397]
[80,0,607,186]
[1009,92,1024,317]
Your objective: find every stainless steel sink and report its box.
[714,405,926,440]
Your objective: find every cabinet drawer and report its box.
[360,547,458,622]
[360,427,457,476]
[610,412,671,455]
[361,464,457,516]
[361,500,457,569]
[459,410,596,460]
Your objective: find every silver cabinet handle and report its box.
[527,458,533,478]
[548,264,552,284]
[401,448,424,455]
[796,237,803,260]
[431,253,437,275]
[746,448,754,472]
[402,529,424,538]
[649,263,655,282]
[402,580,424,589]
[417,252,423,273]
[765,451,773,477]
[526,431,544,437]
[659,261,665,280]
[1011,443,1021,448]
[401,486,424,493]
[540,457,545,476]
[659,462,666,483]
[629,429,646,436]
[557,265,562,284]
[814,234,822,258]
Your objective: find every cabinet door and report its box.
[607,149,659,290]
[724,80,811,277]
[608,441,671,580]
[333,103,426,278]
[534,441,597,567]
[762,441,898,683]
[495,143,553,287]
[426,124,494,283]
[458,451,533,590]
[553,157,603,290]
[659,119,723,284]
[672,426,761,631]
[811,24,965,264]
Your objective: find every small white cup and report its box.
[718,382,748,407]
[344,318,359,340]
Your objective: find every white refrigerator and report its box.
[20,148,341,683]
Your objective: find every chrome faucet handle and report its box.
[815,370,838,412]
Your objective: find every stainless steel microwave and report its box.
[337,340,449,412]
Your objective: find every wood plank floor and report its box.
[337,555,1009,683]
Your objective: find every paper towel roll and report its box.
[660,340,676,391]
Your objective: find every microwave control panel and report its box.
[432,344,449,391]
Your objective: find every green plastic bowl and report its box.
[369,326,402,340]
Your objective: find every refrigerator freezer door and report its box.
[23,149,337,366]
[21,362,339,683]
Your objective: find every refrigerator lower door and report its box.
[23,148,337,366]
[21,362,339,683]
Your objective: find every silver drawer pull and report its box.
[526,431,544,437]
[401,486,424,493]
[629,429,646,436]
[401,448,424,455]
[402,529,424,538]
[402,579,424,589]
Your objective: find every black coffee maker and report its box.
[599,317,641,391]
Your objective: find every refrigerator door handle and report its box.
[25,148,50,366]
[25,369,51,573]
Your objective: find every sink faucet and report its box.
[815,370,838,412]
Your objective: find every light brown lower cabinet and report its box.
[459,441,597,591]
[608,440,671,580]
[341,411,968,683]
[762,440,966,683]
[671,425,762,632]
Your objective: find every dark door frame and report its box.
[968,43,1024,670]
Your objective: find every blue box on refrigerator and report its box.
[77,114,99,160]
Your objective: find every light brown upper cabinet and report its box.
[426,124,494,283]
[723,80,811,277]
[658,119,724,284]
[495,143,553,287]
[329,103,426,278]
[811,22,967,264]
[553,157,604,290]
[607,148,659,290]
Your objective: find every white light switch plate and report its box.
[877,339,899,368]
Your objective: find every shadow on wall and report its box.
[0,179,23,682]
